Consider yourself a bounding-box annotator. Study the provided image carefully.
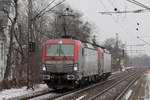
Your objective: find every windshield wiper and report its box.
[59,45,67,60]
[51,45,59,59]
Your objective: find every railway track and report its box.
[17,68,143,100]
[20,90,54,100]
[26,77,119,100]
[115,75,139,100]
[88,71,141,100]
[48,69,141,100]
[52,68,144,100]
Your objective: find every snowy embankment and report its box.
[0,84,50,100]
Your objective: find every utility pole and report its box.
[116,33,119,48]
[59,8,74,37]
[27,0,35,90]
[115,33,120,69]
[92,35,97,45]
[26,0,65,90]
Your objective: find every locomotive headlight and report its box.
[59,40,63,44]
[43,67,46,71]
[42,64,46,71]
[74,64,78,71]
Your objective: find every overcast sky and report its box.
[65,0,150,56]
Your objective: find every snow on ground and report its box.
[144,71,150,100]
[145,71,150,80]
[112,71,121,74]
[30,93,57,100]
[0,84,49,100]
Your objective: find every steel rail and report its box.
[51,70,136,100]
[115,70,145,100]
[115,74,140,100]
[17,72,123,100]
[20,90,54,100]
[19,70,135,100]
[50,77,118,100]
[88,72,138,100]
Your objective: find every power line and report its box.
[98,0,150,14]
[98,9,147,14]
[106,0,121,22]
[33,0,66,20]
[97,0,140,41]
[35,0,56,17]
[137,36,150,46]
[126,0,150,10]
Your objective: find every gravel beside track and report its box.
[88,70,143,100]
[51,69,143,100]
[10,68,144,100]
[48,68,142,100]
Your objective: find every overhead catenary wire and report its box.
[97,0,136,41]
[35,0,56,17]
[98,9,147,14]
[32,0,66,20]
[106,0,121,22]
[122,2,127,20]
[99,0,150,56]
[98,0,150,14]
[137,36,150,46]
[39,0,66,17]
[126,0,150,10]
[125,0,150,39]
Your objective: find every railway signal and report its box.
[28,42,35,52]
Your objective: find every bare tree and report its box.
[11,0,67,88]
[132,55,150,67]
[1,0,94,87]
[3,0,19,79]
[46,5,92,41]
[104,37,129,71]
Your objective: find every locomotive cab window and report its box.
[60,44,74,57]
[46,44,75,57]
[46,44,59,57]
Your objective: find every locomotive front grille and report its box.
[46,64,56,72]
[63,64,73,72]
[46,64,73,73]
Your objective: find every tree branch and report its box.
[3,8,13,24]
[34,0,56,19]
[38,0,66,18]
[14,29,25,59]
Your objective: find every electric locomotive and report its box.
[42,39,111,89]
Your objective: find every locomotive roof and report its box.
[44,39,82,45]
[44,39,108,50]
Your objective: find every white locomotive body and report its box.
[42,39,111,89]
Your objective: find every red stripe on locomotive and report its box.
[97,47,101,61]
[42,39,81,60]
